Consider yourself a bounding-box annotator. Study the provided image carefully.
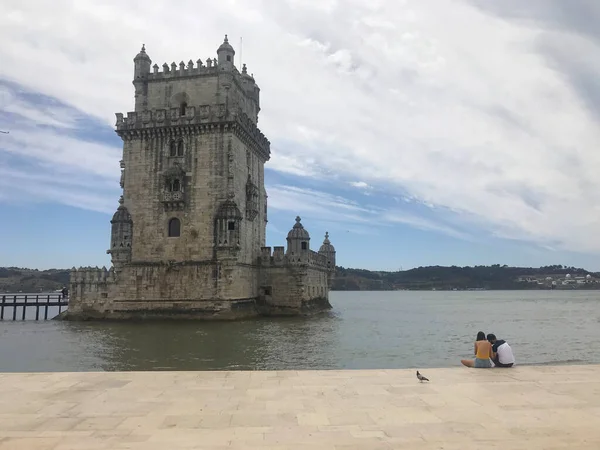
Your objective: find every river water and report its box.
[1,291,599,372]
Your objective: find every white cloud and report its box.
[267,184,467,239]
[0,165,117,214]
[350,181,370,189]
[0,84,121,213]
[0,122,120,181]
[1,0,600,253]
[0,85,79,129]
[380,210,471,241]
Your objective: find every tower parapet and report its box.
[114,108,269,161]
[68,266,112,315]
[146,60,222,79]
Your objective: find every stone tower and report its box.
[67,36,336,320]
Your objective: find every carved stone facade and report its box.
[66,36,336,320]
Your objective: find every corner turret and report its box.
[107,196,133,267]
[241,64,255,91]
[133,44,151,110]
[286,216,310,256]
[318,232,336,272]
[217,35,235,71]
[134,44,151,79]
[241,64,260,121]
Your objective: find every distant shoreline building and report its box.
[66,36,336,320]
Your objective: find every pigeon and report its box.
[416,371,429,382]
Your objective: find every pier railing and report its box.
[0,294,68,321]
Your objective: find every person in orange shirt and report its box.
[461,331,493,368]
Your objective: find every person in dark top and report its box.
[487,333,515,368]
[61,286,69,300]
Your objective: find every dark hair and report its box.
[487,333,496,342]
[476,331,486,341]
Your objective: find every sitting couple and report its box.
[461,331,515,368]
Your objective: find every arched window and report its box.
[170,179,180,192]
[180,102,187,116]
[168,218,181,237]
[177,140,184,156]
[169,141,177,157]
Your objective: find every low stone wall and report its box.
[61,298,258,321]
[68,260,334,320]
[256,296,332,316]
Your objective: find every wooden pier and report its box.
[0,294,68,321]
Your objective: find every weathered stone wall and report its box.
[145,76,219,112]
[122,131,220,263]
[304,266,330,300]
[68,263,260,320]
[258,247,332,315]
[231,139,267,266]
[258,265,332,315]
[141,68,259,125]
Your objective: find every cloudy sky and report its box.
[1,0,600,271]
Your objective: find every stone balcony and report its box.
[161,191,185,210]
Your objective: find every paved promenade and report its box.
[0,365,599,449]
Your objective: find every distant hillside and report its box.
[332,264,600,291]
[1,264,599,293]
[0,267,69,294]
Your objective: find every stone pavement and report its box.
[1,365,600,449]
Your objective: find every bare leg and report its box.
[461,359,474,368]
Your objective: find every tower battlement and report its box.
[259,246,331,270]
[114,108,270,158]
[70,266,112,283]
[144,60,255,83]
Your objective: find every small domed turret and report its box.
[134,44,151,62]
[107,196,133,266]
[318,232,336,272]
[133,44,151,110]
[111,196,132,223]
[286,216,310,255]
[241,63,255,90]
[217,35,235,71]
[319,232,335,253]
[287,216,310,240]
[133,44,151,80]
